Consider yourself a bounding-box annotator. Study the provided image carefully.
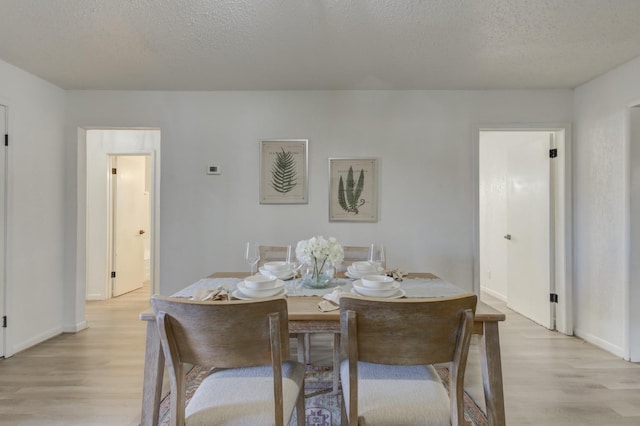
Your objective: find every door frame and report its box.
[0,103,7,357]
[75,128,160,320]
[626,100,640,361]
[473,123,573,335]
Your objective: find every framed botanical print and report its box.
[260,139,308,204]
[329,157,378,222]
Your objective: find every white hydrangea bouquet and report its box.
[296,236,344,287]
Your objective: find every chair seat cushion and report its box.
[340,361,451,426]
[185,361,305,426]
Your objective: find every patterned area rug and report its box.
[158,364,488,426]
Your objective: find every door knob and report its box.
[139,229,146,235]
[504,234,511,240]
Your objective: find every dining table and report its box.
[139,272,506,426]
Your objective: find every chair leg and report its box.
[340,394,348,426]
[296,387,305,426]
[333,333,340,394]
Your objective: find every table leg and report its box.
[140,320,164,426]
[478,322,506,426]
[297,334,306,363]
[333,333,340,394]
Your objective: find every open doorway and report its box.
[81,129,160,301]
[475,125,572,335]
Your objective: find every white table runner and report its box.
[172,277,467,299]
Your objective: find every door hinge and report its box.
[4,134,7,146]
[112,168,117,174]
[111,271,116,278]
[2,316,6,328]
[550,293,558,303]
[549,148,558,158]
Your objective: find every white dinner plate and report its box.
[351,281,405,299]
[232,287,287,300]
[345,271,363,280]
[352,278,399,292]
[259,267,295,280]
[237,279,284,297]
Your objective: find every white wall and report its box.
[65,90,572,297]
[0,59,67,355]
[573,55,640,358]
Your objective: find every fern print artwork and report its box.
[270,148,298,193]
[329,158,377,222]
[260,139,307,204]
[338,166,366,214]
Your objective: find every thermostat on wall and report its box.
[207,165,221,175]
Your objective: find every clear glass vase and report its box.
[302,261,335,289]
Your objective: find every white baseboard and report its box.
[63,321,88,333]
[85,293,105,301]
[11,326,63,356]
[480,286,507,302]
[574,328,625,359]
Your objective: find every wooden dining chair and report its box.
[339,294,477,426]
[258,245,291,268]
[151,295,305,426]
[338,246,370,272]
[338,245,386,272]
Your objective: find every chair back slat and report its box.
[340,294,477,365]
[337,245,371,272]
[151,296,289,368]
[258,245,289,268]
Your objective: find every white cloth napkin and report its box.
[317,288,345,312]
[190,286,230,301]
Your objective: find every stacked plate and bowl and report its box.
[259,261,295,280]
[345,261,384,279]
[234,273,286,300]
[351,274,405,299]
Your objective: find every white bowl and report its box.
[347,264,384,278]
[243,274,278,289]
[237,280,284,298]
[352,280,400,298]
[259,266,294,280]
[351,261,377,272]
[360,274,395,289]
[263,261,289,272]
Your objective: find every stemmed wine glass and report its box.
[286,245,298,269]
[245,242,260,275]
[369,243,385,269]
[285,244,305,294]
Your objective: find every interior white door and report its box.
[112,156,147,297]
[0,105,6,356]
[506,132,553,329]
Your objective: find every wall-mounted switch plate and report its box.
[207,165,221,175]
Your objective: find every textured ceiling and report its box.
[1,0,640,90]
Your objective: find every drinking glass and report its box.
[245,242,260,275]
[282,245,293,272]
[369,243,385,269]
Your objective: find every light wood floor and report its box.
[1,284,639,425]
